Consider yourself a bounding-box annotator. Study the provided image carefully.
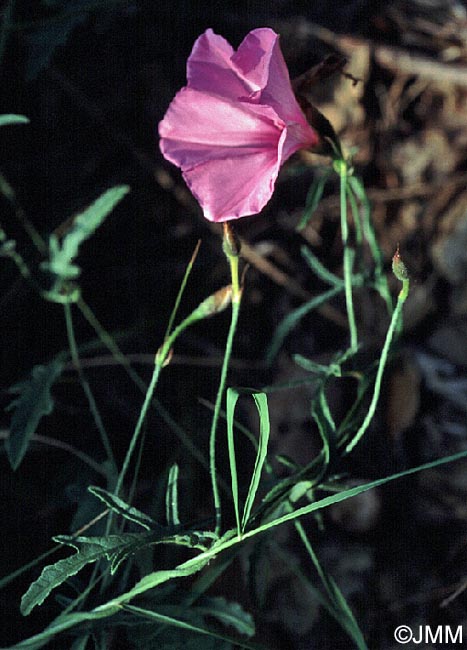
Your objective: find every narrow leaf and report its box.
[122,604,258,650]
[300,246,343,287]
[200,596,255,637]
[0,114,30,127]
[241,392,270,532]
[165,463,180,527]
[100,554,212,608]
[297,170,331,231]
[226,389,241,535]
[10,608,119,650]
[88,485,157,530]
[21,543,110,616]
[5,359,64,470]
[265,285,343,364]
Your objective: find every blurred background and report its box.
[1,1,467,647]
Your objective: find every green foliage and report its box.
[226,389,270,535]
[20,532,149,615]
[296,169,332,230]
[198,596,255,637]
[6,124,465,650]
[88,485,158,531]
[165,464,180,527]
[41,185,129,286]
[0,114,29,126]
[123,599,255,649]
[5,359,64,470]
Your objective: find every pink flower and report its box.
[158,28,319,222]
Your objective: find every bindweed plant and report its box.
[2,27,467,650]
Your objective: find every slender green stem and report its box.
[113,303,213,499]
[63,302,117,478]
[78,299,219,483]
[164,240,201,340]
[210,254,242,536]
[344,279,409,454]
[347,175,393,316]
[113,362,161,499]
[338,162,358,351]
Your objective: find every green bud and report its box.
[222,222,241,258]
[192,285,233,320]
[392,246,409,282]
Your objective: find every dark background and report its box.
[1,1,467,648]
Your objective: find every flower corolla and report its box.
[159,28,319,222]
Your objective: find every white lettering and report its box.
[446,625,463,644]
[412,626,423,644]
[425,626,443,644]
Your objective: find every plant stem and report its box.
[64,302,117,478]
[210,251,242,536]
[344,278,409,454]
[113,303,214,499]
[338,162,358,351]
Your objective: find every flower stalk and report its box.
[210,223,243,535]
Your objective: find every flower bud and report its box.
[192,285,233,320]
[392,246,409,282]
[222,223,241,258]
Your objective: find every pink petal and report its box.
[183,141,286,222]
[187,29,249,99]
[159,88,286,221]
[159,87,284,165]
[187,28,318,144]
[159,27,320,221]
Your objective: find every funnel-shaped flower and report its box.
[159,28,319,222]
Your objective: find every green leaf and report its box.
[99,553,213,608]
[300,246,343,287]
[165,463,180,527]
[199,596,255,637]
[21,533,145,615]
[265,285,343,364]
[10,608,119,649]
[71,635,91,650]
[5,359,64,470]
[293,354,341,377]
[41,185,130,281]
[0,114,30,127]
[306,391,334,487]
[297,170,331,231]
[122,604,257,650]
[226,390,241,535]
[226,389,270,534]
[88,485,157,530]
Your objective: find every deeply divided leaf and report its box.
[41,185,130,281]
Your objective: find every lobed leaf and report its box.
[41,185,130,281]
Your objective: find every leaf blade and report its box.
[5,359,64,470]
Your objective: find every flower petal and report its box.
[159,87,283,168]
[187,29,249,99]
[159,87,287,221]
[159,27,320,221]
[182,140,286,222]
